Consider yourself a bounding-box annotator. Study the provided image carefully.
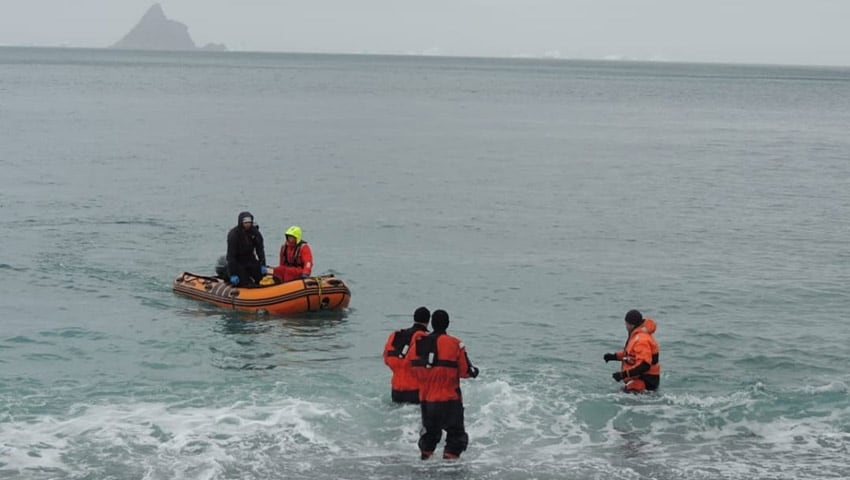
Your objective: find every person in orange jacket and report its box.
[604,309,661,392]
[410,309,479,460]
[271,225,313,282]
[383,307,431,404]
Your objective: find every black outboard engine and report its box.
[215,255,229,280]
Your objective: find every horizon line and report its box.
[1,44,849,70]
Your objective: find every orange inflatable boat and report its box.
[173,272,351,315]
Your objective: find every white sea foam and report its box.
[0,398,350,478]
[801,380,847,394]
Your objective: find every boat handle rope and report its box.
[228,284,238,310]
[316,276,322,302]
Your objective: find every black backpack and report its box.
[387,328,417,358]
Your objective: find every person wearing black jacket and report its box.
[225,211,267,287]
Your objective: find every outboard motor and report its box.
[215,255,229,279]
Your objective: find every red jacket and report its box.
[410,332,473,402]
[383,325,428,393]
[615,318,661,377]
[273,241,313,282]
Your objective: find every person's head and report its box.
[238,211,254,230]
[431,309,450,333]
[413,306,430,326]
[285,225,302,245]
[624,309,644,331]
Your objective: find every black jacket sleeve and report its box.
[226,228,238,270]
[625,361,651,378]
[253,228,266,266]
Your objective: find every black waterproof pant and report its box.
[418,400,468,457]
[229,259,263,286]
[391,389,420,404]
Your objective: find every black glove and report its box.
[612,371,625,382]
[603,353,617,363]
[468,366,479,378]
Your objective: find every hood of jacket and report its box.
[635,318,657,335]
[237,211,254,225]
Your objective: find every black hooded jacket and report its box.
[226,211,266,271]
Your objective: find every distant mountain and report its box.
[110,3,226,52]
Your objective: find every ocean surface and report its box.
[1,47,849,479]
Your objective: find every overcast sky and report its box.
[2,0,850,66]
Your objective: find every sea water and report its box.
[1,47,849,479]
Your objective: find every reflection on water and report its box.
[174,304,352,370]
[215,311,349,337]
[198,310,353,371]
[176,307,348,335]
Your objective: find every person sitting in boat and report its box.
[225,211,268,287]
[603,309,661,393]
[271,225,313,282]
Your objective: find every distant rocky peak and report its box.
[110,3,226,51]
[141,3,167,22]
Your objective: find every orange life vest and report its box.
[274,241,313,282]
[383,325,428,392]
[410,332,472,402]
[619,318,661,381]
